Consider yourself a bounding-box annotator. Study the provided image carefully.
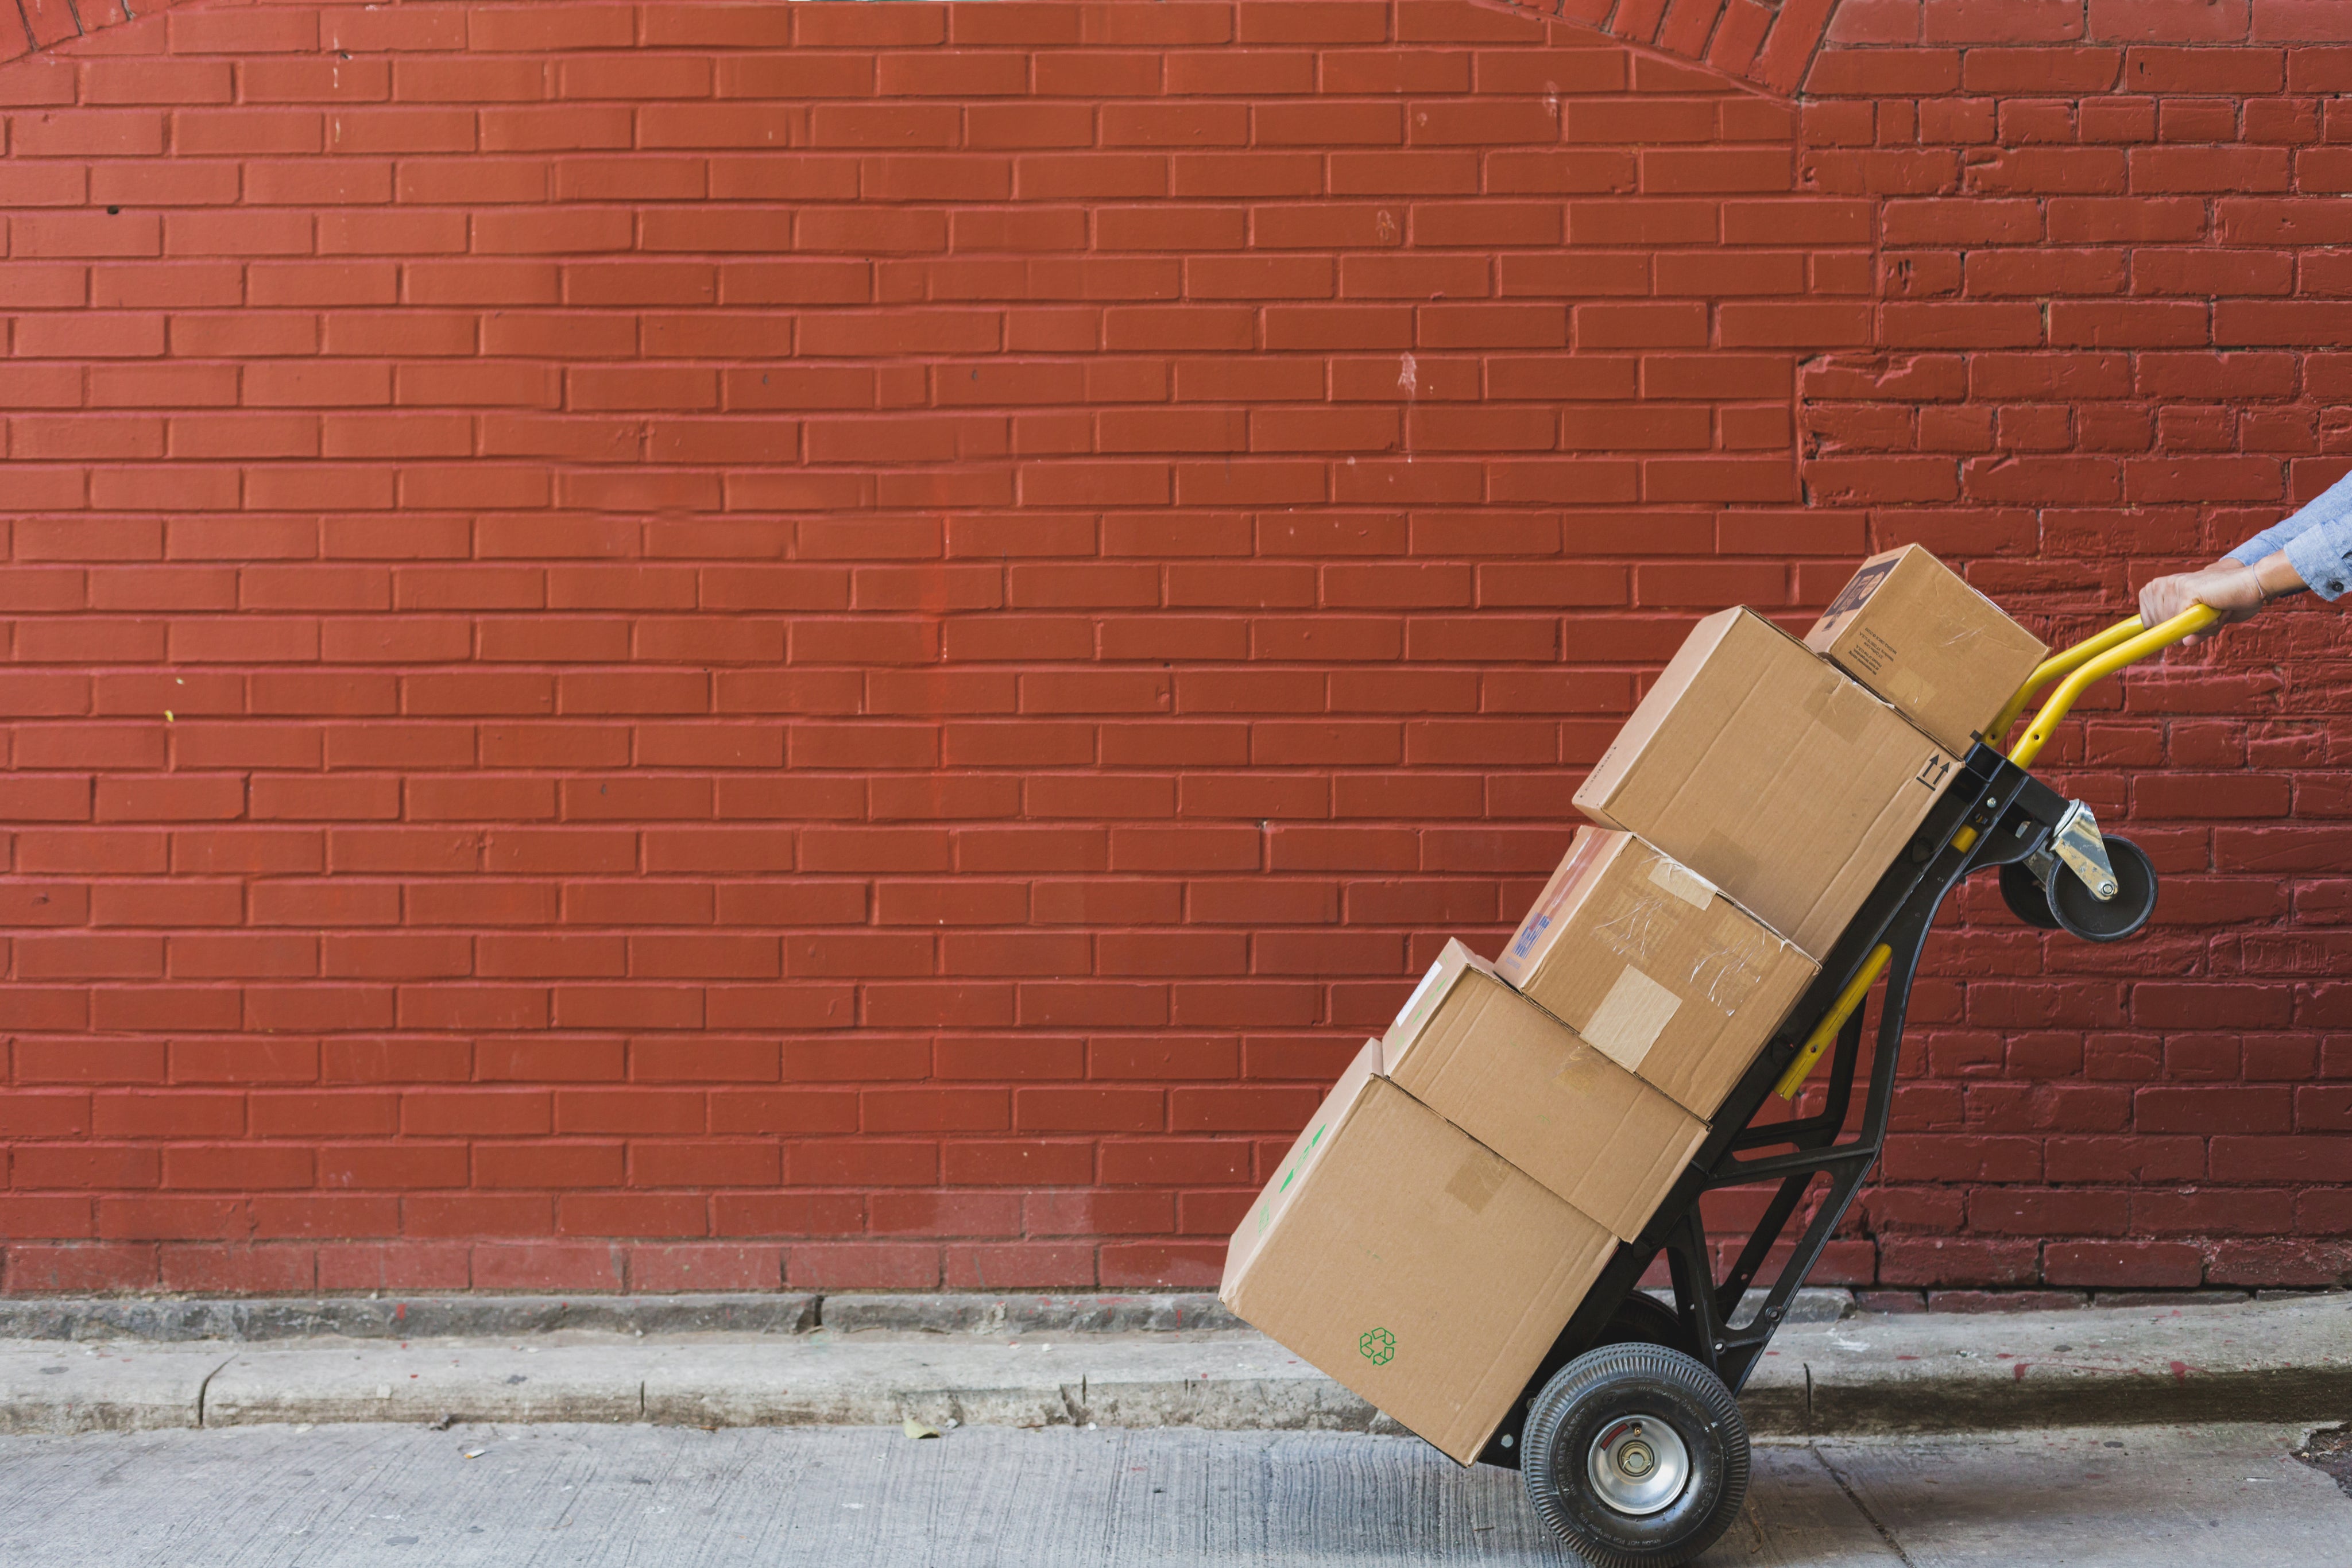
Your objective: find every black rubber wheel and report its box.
[1521,1344,1750,1568]
[1598,1292,1696,1357]
[2047,835,2157,943]
[1999,860,2061,930]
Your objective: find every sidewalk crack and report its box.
[194,1354,236,1430]
[1809,1444,1916,1567]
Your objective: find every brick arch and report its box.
[7,0,134,63]
[9,0,1854,94]
[1494,0,1845,98]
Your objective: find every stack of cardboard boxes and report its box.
[1220,547,2049,1463]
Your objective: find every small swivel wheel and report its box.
[2048,835,2156,943]
[1521,1344,1749,1568]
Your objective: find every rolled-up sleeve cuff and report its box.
[2283,517,2352,601]
[2238,464,2352,571]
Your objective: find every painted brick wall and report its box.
[1798,1,2352,1295]
[0,0,2346,1298]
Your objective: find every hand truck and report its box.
[1478,604,2219,1568]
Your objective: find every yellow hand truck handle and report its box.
[2002,602,2218,766]
[1983,618,2150,745]
[1774,601,2219,1101]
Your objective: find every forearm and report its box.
[2211,552,2305,602]
[2147,474,2348,641]
[2240,549,2307,599]
[2228,464,2352,581]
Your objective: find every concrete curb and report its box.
[1,1292,2342,1444]
[1740,1291,2352,1435]
[0,1292,1233,1342]
[0,1345,227,1434]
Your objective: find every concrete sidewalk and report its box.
[9,1421,2350,1567]
[2,1289,2344,1440]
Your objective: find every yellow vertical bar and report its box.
[1773,943,1891,1101]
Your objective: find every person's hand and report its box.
[2137,560,2265,645]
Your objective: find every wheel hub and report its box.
[1587,1415,1689,1516]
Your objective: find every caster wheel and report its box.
[2047,835,2156,943]
[1999,860,2061,930]
[1598,1293,1696,1357]
[1522,1343,1749,1568]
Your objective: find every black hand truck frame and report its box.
[1489,605,2213,1566]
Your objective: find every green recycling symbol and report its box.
[1359,1327,1395,1366]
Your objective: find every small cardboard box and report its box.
[1383,940,1705,1243]
[1218,1039,1617,1466]
[1497,828,1819,1120]
[1575,607,1960,961]
[1805,544,2048,756]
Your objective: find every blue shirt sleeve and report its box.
[2229,466,2352,601]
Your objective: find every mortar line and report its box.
[1809,1442,1918,1568]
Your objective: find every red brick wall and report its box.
[0,0,2345,1298]
[1801,1,2352,1295]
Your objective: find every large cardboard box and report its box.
[1383,940,1705,1242]
[1574,607,1960,960]
[1218,1039,1617,1465]
[1805,544,2048,756]
[1496,828,1819,1120]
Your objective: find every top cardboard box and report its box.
[1574,607,1959,960]
[1218,1037,1618,1465]
[1804,544,2048,756]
